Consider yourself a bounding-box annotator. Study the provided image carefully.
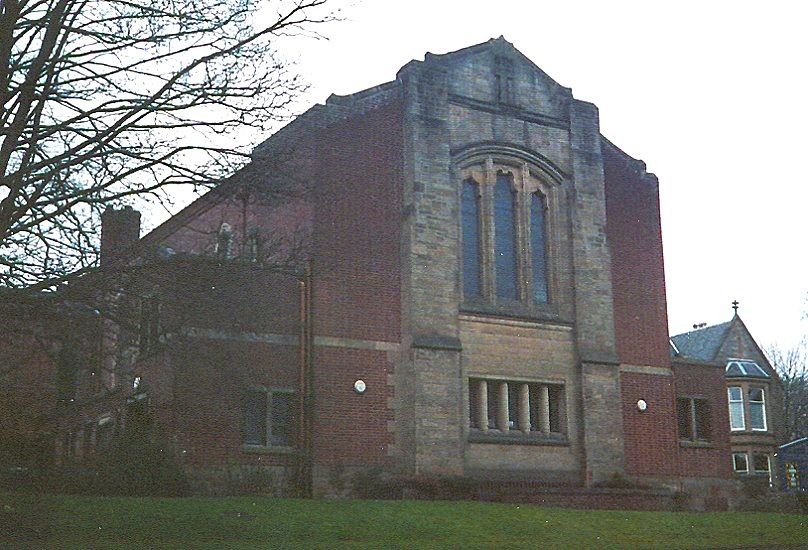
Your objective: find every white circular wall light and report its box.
[637,399,648,412]
[353,380,367,394]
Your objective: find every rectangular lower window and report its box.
[753,453,771,484]
[468,378,565,438]
[677,397,711,442]
[243,388,296,448]
[732,452,748,474]
[748,388,767,431]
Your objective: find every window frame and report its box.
[676,396,712,444]
[242,386,297,452]
[752,453,772,484]
[457,157,559,316]
[728,386,746,431]
[784,462,800,489]
[732,452,749,474]
[748,387,767,432]
[467,376,567,446]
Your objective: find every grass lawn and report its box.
[1,492,806,549]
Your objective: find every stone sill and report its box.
[460,301,566,325]
[468,431,569,447]
[679,440,714,449]
[241,444,297,455]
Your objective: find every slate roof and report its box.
[669,321,732,362]
[780,437,808,450]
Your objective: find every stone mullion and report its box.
[477,380,489,432]
[518,383,531,433]
[482,157,496,302]
[497,382,509,433]
[539,385,551,433]
[517,164,531,304]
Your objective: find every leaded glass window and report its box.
[462,179,481,299]
[494,173,518,301]
[530,192,548,304]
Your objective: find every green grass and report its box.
[2,492,806,549]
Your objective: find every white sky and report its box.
[167,0,808,350]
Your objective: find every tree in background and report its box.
[769,339,808,442]
[0,0,334,289]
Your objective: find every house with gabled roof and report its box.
[671,308,785,488]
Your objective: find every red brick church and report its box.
[2,38,783,508]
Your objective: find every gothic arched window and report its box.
[494,173,518,301]
[458,156,557,313]
[462,179,481,299]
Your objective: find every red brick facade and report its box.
[619,372,679,477]
[31,41,742,505]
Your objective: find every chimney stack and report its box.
[100,206,141,267]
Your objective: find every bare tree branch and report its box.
[0,0,335,287]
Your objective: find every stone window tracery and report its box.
[459,158,555,311]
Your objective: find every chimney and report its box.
[100,206,141,266]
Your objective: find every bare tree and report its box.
[768,339,808,442]
[0,0,334,289]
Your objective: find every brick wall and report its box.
[619,371,679,476]
[673,362,733,479]
[170,339,298,468]
[312,100,403,343]
[603,141,670,368]
[0,333,58,466]
[312,347,394,465]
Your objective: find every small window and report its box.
[743,362,769,378]
[726,361,745,377]
[753,453,771,484]
[785,462,800,489]
[726,360,770,378]
[677,397,711,442]
[469,378,565,437]
[243,388,297,448]
[245,230,262,263]
[216,223,233,260]
[732,452,748,473]
[728,386,745,431]
[749,388,767,431]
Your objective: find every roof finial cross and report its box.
[732,300,739,314]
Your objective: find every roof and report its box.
[670,321,732,362]
[780,437,808,450]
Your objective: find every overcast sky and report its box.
[169,0,808,350]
